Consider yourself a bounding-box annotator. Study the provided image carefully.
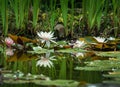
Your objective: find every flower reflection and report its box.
[36,53,56,68]
[6,48,14,56]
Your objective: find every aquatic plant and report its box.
[111,0,120,37]
[93,37,107,43]
[5,37,14,48]
[0,0,8,36]
[82,0,105,34]
[5,48,14,56]
[9,0,28,30]
[75,59,120,71]
[74,52,84,57]
[33,0,40,28]
[37,31,57,47]
[60,0,68,37]
[72,40,86,48]
[36,52,56,68]
[49,0,57,30]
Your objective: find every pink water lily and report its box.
[5,37,14,48]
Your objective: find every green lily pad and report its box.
[34,80,79,87]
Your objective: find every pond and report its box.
[1,35,120,87]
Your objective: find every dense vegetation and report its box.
[0,0,120,39]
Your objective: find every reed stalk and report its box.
[33,0,40,28]
[19,0,28,29]
[0,0,8,36]
[9,0,29,30]
[60,0,68,37]
[111,0,120,36]
[50,0,56,30]
[82,0,105,34]
[9,0,19,29]
[70,0,74,37]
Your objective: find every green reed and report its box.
[0,0,8,68]
[9,0,29,30]
[60,0,68,37]
[19,0,28,29]
[0,0,8,36]
[50,0,57,30]
[9,0,19,29]
[82,0,105,33]
[33,0,40,28]
[70,0,74,37]
[111,0,120,36]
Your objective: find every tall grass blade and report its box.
[111,0,120,36]
[0,0,8,36]
[9,0,20,29]
[33,0,40,28]
[60,0,68,36]
[50,0,56,30]
[82,0,105,33]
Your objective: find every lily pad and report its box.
[34,79,79,87]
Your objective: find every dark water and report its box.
[0,51,118,87]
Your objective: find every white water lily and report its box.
[37,31,57,47]
[94,37,107,43]
[108,37,115,40]
[75,52,84,57]
[36,53,56,68]
[73,40,86,48]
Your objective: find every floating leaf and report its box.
[34,80,79,87]
[8,34,37,44]
[6,51,37,62]
[95,51,120,58]
[91,43,116,51]
[27,48,54,54]
[79,36,97,44]
[75,60,120,71]
[55,48,86,53]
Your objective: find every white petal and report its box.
[46,41,50,47]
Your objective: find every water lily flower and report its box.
[37,31,57,47]
[5,37,14,47]
[108,37,115,40]
[75,52,84,57]
[94,37,107,43]
[36,53,56,68]
[73,40,86,48]
[6,48,14,56]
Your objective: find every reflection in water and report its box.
[1,47,119,86]
[0,70,3,84]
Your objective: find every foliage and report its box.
[9,0,29,30]
[75,59,120,71]
[32,0,40,28]
[95,51,120,58]
[0,0,8,36]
